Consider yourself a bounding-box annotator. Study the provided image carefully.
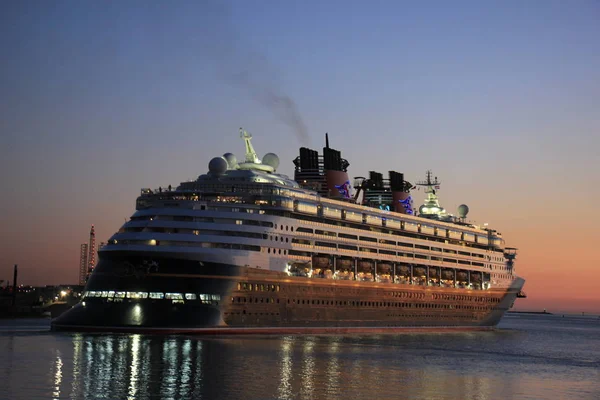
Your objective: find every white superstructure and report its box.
[103,130,517,291]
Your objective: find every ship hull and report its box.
[52,252,524,333]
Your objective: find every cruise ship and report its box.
[52,129,526,333]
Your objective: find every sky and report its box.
[1,0,599,313]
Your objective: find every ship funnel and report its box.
[390,171,412,214]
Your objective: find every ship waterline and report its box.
[52,129,525,332]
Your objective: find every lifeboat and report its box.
[358,260,374,272]
[442,269,454,280]
[336,258,353,270]
[312,255,330,268]
[378,263,392,273]
[375,263,392,282]
[289,262,311,277]
[414,267,427,278]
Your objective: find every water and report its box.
[1,315,599,400]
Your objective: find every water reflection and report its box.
[22,334,544,399]
[52,353,62,399]
[71,336,81,396]
[300,337,315,399]
[128,334,140,399]
[59,334,203,399]
[325,338,340,398]
[2,319,599,400]
[277,336,294,400]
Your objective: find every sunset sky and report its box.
[1,1,598,313]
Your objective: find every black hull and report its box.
[52,252,524,333]
[53,252,239,330]
[52,300,224,329]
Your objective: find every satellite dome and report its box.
[262,153,280,170]
[223,153,237,169]
[457,204,469,218]
[208,156,228,176]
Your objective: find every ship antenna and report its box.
[240,127,260,163]
[416,170,445,217]
[418,170,439,189]
[325,132,329,148]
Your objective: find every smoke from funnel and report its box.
[199,2,310,145]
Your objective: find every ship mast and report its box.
[416,170,446,218]
[240,127,260,164]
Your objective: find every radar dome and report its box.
[457,204,469,218]
[262,153,280,170]
[222,153,237,169]
[208,156,228,176]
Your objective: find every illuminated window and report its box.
[127,292,148,299]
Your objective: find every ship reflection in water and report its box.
[0,316,586,400]
[45,334,506,400]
